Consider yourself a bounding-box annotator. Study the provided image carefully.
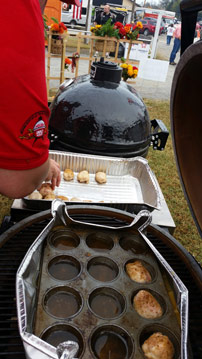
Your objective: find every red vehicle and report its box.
[139,19,163,36]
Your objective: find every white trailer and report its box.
[61,0,89,27]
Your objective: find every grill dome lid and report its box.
[49,60,151,158]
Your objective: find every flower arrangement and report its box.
[71,52,80,72]
[43,14,49,40]
[120,58,138,82]
[64,57,72,70]
[50,17,67,39]
[90,19,120,39]
[114,21,143,40]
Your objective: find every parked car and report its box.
[138,19,163,36]
[144,17,166,34]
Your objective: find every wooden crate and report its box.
[51,38,62,54]
[46,31,141,102]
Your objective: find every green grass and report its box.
[0,196,13,226]
[145,99,202,264]
[0,99,201,265]
[155,53,166,61]
[65,35,90,49]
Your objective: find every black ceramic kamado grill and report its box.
[1,1,202,357]
[48,57,169,158]
[21,44,170,217]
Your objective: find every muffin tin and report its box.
[34,223,181,358]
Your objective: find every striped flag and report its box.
[72,0,82,20]
[62,0,82,19]
[80,0,83,19]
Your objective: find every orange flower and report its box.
[65,57,72,65]
[51,23,60,32]
[59,22,67,31]
[136,21,143,29]
[50,21,67,34]
[124,25,131,33]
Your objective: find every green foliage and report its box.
[167,0,180,17]
[51,16,59,24]
[160,0,171,10]
[92,19,120,39]
[129,27,140,40]
[144,2,159,9]
[43,14,49,40]
[160,0,181,18]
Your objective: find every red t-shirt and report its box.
[0,1,50,170]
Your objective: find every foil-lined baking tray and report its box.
[16,201,188,359]
[23,151,161,213]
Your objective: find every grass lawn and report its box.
[64,35,90,50]
[145,99,202,265]
[0,99,201,265]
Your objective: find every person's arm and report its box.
[0,1,62,200]
[45,158,61,189]
[111,14,116,24]
[94,12,101,25]
[0,158,61,199]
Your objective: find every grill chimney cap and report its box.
[98,57,117,67]
[90,58,122,83]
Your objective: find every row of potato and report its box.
[28,169,107,200]
[128,260,174,359]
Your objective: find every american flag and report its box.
[72,0,82,20]
[62,0,82,19]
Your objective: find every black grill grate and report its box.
[148,233,202,359]
[0,216,202,358]
[0,221,49,359]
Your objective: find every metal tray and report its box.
[16,202,188,359]
[23,150,161,213]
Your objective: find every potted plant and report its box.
[120,58,138,82]
[114,21,143,41]
[50,17,68,54]
[63,57,72,78]
[90,19,120,53]
[64,57,72,69]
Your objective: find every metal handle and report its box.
[51,199,152,232]
[59,78,74,91]
[56,341,79,359]
[140,230,189,359]
[150,119,169,151]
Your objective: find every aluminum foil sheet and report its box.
[23,151,161,213]
[16,201,188,359]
